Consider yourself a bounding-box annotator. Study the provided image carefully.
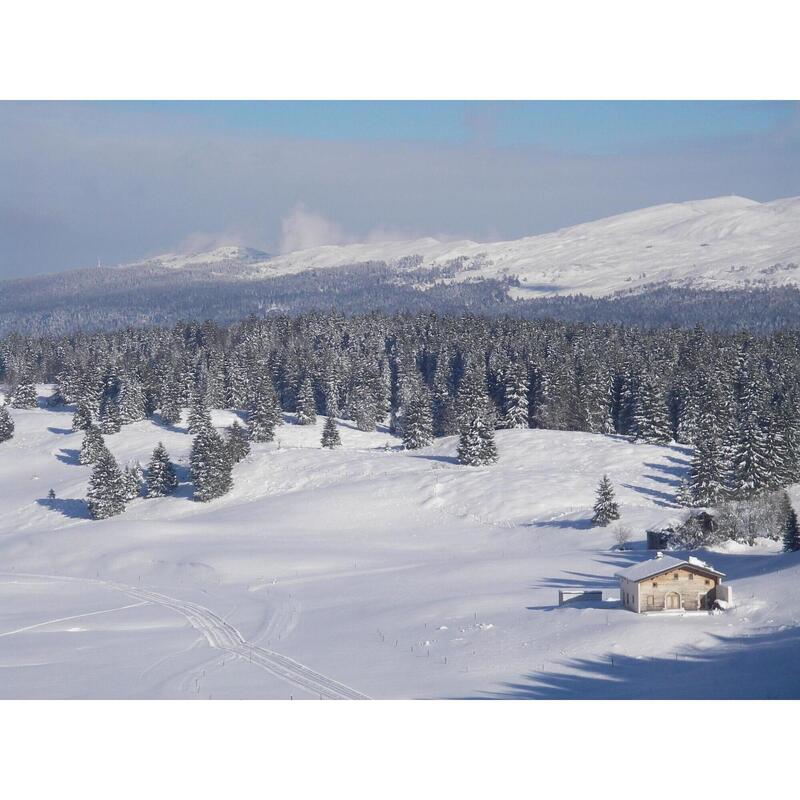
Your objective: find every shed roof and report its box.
[615,554,725,582]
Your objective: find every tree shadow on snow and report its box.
[150,413,187,434]
[36,497,89,520]
[620,481,679,508]
[55,448,81,466]
[47,426,73,435]
[644,460,688,480]
[535,569,619,590]
[406,453,459,465]
[452,626,800,699]
[530,517,594,530]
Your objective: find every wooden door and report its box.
[666,592,680,610]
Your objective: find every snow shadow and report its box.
[35,497,89,520]
[150,413,187,434]
[47,426,73,435]
[620,481,679,508]
[406,453,460,465]
[55,448,81,466]
[531,517,593,530]
[535,569,618,590]
[455,626,800,699]
[643,460,688,481]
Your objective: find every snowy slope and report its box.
[1,389,799,699]
[116,196,800,298]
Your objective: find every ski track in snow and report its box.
[0,572,370,700]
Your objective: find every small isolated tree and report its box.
[783,506,800,553]
[79,424,106,465]
[592,474,620,526]
[0,404,14,443]
[321,415,341,449]
[146,442,178,497]
[86,448,127,520]
[226,420,251,463]
[613,524,632,550]
[295,377,317,425]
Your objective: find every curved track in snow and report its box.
[0,572,370,700]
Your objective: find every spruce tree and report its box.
[188,392,212,434]
[0,404,14,443]
[295,377,317,425]
[402,384,434,450]
[686,436,726,507]
[117,374,146,424]
[321,415,342,448]
[11,381,37,409]
[190,427,233,502]
[122,462,144,501]
[457,409,498,466]
[99,396,122,434]
[79,425,106,465]
[503,363,530,429]
[247,380,281,442]
[146,442,178,497]
[226,420,251,463]
[632,380,672,444]
[72,403,92,432]
[591,475,620,526]
[159,383,183,426]
[783,505,800,553]
[86,448,127,520]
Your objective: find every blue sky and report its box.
[1,101,798,277]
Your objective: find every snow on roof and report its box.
[615,554,725,582]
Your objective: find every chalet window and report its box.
[673,573,679,580]
[705,579,710,585]
[652,582,657,588]
[689,573,694,580]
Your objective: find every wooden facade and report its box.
[616,556,724,614]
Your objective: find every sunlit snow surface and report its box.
[1,389,799,699]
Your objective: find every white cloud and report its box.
[279,203,349,253]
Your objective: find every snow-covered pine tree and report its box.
[632,379,671,444]
[431,353,457,437]
[591,475,620,526]
[502,362,529,429]
[457,409,499,466]
[99,396,122,434]
[0,404,14,443]
[86,448,127,520]
[402,382,433,450]
[226,420,251,463]
[188,391,212,434]
[190,426,233,502]
[321,415,342,448]
[685,436,726,507]
[146,442,178,497]
[730,404,772,499]
[11,381,37,409]
[117,374,146,424]
[72,403,93,432]
[159,381,183,426]
[79,424,106,465]
[782,501,800,553]
[122,462,144,501]
[295,377,317,425]
[247,379,281,442]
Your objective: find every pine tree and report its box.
[159,382,183,426]
[632,380,672,444]
[321,416,342,448]
[295,377,317,425]
[783,505,800,553]
[146,442,178,497]
[226,420,251,463]
[247,380,281,442]
[190,427,233,502]
[71,403,92,432]
[402,384,433,450]
[79,425,106,465]
[99,396,122,434]
[502,363,529,429]
[0,404,14,443]
[457,409,499,466]
[685,436,726,507]
[592,475,620,526]
[86,448,127,520]
[188,392,212,434]
[122,462,144,501]
[11,381,37,409]
[117,374,146,424]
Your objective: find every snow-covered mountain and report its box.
[118,195,800,298]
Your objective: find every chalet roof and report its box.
[615,554,725,582]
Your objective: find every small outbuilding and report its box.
[615,553,726,613]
